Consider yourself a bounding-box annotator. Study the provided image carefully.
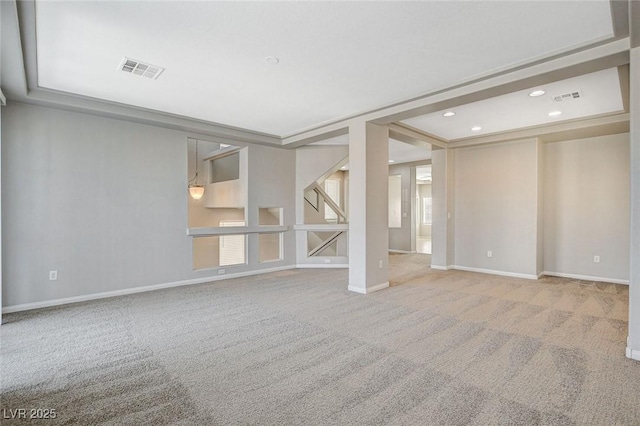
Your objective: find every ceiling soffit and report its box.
[5,1,632,148]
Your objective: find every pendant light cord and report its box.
[189,140,199,186]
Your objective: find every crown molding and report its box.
[10,0,282,148]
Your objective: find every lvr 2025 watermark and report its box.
[2,408,57,420]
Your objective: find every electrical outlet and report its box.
[49,270,58,281]
[324,259,331,264]
[594,256,600,263]
[218,269,226,275]
[379,260,383,269]
[487,251,493,258]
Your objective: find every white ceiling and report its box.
[402,68,625,140]
[416,166,432,183]
[388,139,431,164]
[34,0,614,137]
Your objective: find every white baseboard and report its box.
[2,265,297,314]
[348,281,389,294]
[295,264,348,269]
[453,265,539,280]
[542,271,629,285]
[430,265,450,271]
[626,346,640,361]
[388,249,417,254]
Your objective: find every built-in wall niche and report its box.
[259,233,283,263]
[203,146,248,209]
[193,218,247,270]
[209,152,240,183]
[259,207,282,226]
[192,233,247,270]
[188,205,245,229]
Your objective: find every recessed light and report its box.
[548,110,562,117]
[341,166,347,170]
[443,111,456,117]
[529,90,546,97]
[388,160,395,163]
[265,56,280,65]
[471,126,482,132]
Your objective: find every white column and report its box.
[627,0,640,360]
[535,138,545,277]
[348,121,389,294]
[431,148,455,269]
[409,166,417,253]
[0,96,3,320]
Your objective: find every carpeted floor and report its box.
[2,253,639,425]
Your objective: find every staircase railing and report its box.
[307,231,344,257]
[305,183,347,224]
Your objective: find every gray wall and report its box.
[431,148,455,268]
[247,143,295,267]
[544,133,630,281]
[1,102,295,308]
[388,163,416,252]
[446,134,628,282]
[454,139,539,276]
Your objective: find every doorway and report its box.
[415,165,432,254]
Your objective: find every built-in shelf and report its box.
[293,224,349,231]
[188,225,288,237]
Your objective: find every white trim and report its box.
[430,265,450,270]
[293,224,349,231]
[388,249,417,254]
[283,39,630,145]
[541,271,629,285]
[202,145,242,162]
[295,263,348,269]
[348,281,389,294]
[188,225,288,236]
[453,265,539,280]
[2,265,296,314]
[626,347,640,361]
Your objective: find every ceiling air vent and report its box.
[552,90,582,102]
[119,57,164,80]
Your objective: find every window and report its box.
[259,233,283,263]
[324,179,340,222]
[219,220,246,266]
[422,198,432,225]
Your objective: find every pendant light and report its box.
[188,139,205,200]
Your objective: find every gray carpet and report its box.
[2,253,639,425]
